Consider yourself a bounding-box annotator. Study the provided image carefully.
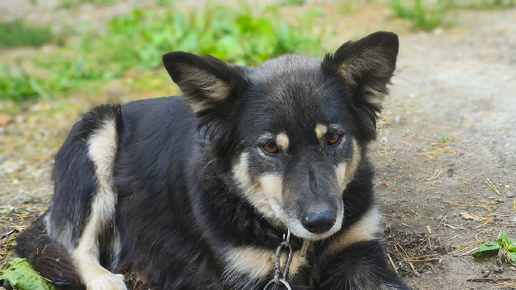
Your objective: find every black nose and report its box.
[301,209,336,234]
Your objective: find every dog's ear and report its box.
[324,31,399,140]
[162,52,245,129]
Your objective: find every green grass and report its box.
[0,19,52,48]
[456,0,515,9]
[389,0,452,31]
[0,66,41,103]
[0,57,111,103]
[58,0,116,9]
[80,4,321,72]
[0,3,322,103]
[389,0,516,31]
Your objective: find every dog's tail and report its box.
[15,213,84,289]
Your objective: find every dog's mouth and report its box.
[271,202,344,241]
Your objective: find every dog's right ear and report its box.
[162,52,245,128]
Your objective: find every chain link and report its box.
[264,230,293,290]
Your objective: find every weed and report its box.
[454,0,515,9]
[278,0,307,6]
[0,58,109,103]
[473,232,516,266]
[80,4,321,72]
[58,0,116,9]
[0,258,55,290]
[0,19,52,48]
[389,0,452,31]
[0,3,321,103]
[0,66,42,103]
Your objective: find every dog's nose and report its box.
[301,209,336,234]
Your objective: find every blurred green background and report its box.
[0,0,514,160]
[1,0,514,105]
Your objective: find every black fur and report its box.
[50,104,122,245]
[16,32,407,289]
[16,216,83,289]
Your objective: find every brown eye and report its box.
[327,133,341,145]
[262,142,279,154]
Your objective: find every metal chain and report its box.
[263,230,293,290]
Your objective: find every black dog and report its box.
[16,31,408,289]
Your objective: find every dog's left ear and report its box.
[162,52,245,129]
[324,31,399,140]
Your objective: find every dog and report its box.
[15,31,407,289]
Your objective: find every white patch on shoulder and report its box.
[72,117,125,289]
[324,207,381,257]
[222,245,307,287]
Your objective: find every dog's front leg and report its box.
[72,112,126,290]
[317,240,408,290]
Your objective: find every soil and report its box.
[1,1,515,289]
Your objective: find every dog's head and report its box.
[163,32,398,240]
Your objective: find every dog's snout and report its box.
[301,207,336,234]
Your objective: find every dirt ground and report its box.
[1,1,515,289]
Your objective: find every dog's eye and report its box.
[327,133,341,146]
[262,142,279,154]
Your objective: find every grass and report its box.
[457,0,515,9]
[389,0,516,31]
[81,4,321,71]
[389,0,452,31]
[58,0,116,9]
[0,3,322,103]
[0,19,52,48]
[0,58,110,103]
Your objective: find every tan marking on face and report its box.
[315,123,328,140]
[275,132,289,151]
[324,207,381,257]
[232,153,283,223]
[335,138,361,192]
[223,246,308,283]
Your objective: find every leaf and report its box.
[0,258,55,290]
[460,211,481,221]
[507,252,516,265]
[0,114,13,126]
[498,232,515,250]
[472,242,500,258]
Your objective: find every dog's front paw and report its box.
[87,273,127,290]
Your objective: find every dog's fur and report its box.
[16,31,408,289]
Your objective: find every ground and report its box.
[1,1,515,289]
